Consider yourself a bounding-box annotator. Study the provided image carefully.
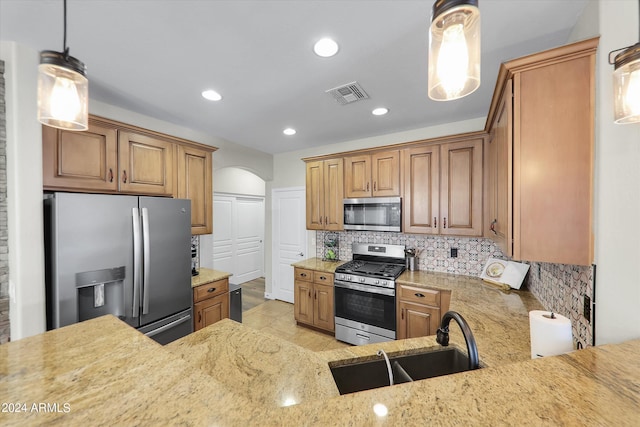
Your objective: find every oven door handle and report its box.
[334,281,395,297]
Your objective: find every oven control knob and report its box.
[359,277,365,283]
[346,275,351,281]
[374,280,379,284]
[380,281,386,286]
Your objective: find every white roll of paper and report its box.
[529,310,573,359]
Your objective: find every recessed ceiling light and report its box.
[283,128,296,136]
[202,89,222,101]
[372,107,389,116]
[313,38,339,57]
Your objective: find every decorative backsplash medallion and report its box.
[316,230,594,348]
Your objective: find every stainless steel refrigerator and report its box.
[44,192,193,344]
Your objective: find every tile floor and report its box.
[243,300,350,352]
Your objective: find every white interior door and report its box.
[272,187,307,303]
[213,194,264,284]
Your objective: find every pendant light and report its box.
[428,0,481,101]
[37,0,88,131]
[610,0,640,124]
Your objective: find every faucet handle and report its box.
[436,326,450,346]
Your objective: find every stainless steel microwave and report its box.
[343,197,401,232]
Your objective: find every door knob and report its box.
[298,252,304,257]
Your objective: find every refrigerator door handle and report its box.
[132,208,141,318]
[141,207,151,315]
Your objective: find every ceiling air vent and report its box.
[326,81,369,105]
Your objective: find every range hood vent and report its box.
[326,81,369,105]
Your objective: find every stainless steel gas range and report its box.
[334,243,406,345]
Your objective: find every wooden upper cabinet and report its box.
[323,158,344,230]
[305,158,343,230]
[371,151,400,196]
[344,150,399,198]
[440,138,483,236]
[177,145,213,235]
[485,81,513,256]
[344,155,371,198]
[485,37,597,265]
[402,138,483,237]
[42,119,118,192]
[403,145,439,234]
[118,131,174,195]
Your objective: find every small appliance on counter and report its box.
[191,244,199,276]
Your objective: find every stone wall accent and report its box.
[0,60,10,344]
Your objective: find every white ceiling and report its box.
[0,0,588,154]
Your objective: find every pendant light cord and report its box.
[63,0,69,59]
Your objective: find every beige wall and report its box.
[568,0,640,344]
[214,167,266,196]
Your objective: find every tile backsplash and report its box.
[316,230,594,348]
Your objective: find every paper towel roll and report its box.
[529,310,573,359]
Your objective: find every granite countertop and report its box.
[291,257,346,273]
[2,267,639,425]
[191,267,232,288]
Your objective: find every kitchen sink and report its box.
[330,347,475,395]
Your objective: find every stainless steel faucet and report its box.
[436,311,480,370]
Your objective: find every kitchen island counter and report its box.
[1,315,639,425]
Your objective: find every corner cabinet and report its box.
[402,136,483,236]
[294,268,334,333]
[344,150,400,198]
[193,278,229,331]
[305,158,343,230]
[396,284,451,339]
[43,115,217,235]
[485,37,598,265]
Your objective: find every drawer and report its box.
[295,268,313,282]
[397,285,440,306]
[193,278,229,303]
[313,271,334,285]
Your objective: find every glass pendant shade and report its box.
[428,0,481,101]
[613,43,640,124]
[38,50,88,131]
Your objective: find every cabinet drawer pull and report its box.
[401,308,404,320]
[314,291,317,300]
[320,276,326,281]
[300,273,307,277]
[373,181,377,191]
[415,293,425,298]
[325,216,328,226]
[366,182,370,191]
[198,312,201,323]
[108,168,113,182]
[207,287,216,293]
[122,170,128,183]
[308,290,311,297]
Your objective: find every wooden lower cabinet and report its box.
[396,284,451,340]
[193,278,229,331]
[294,268,334,333]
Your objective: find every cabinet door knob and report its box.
[434,217,437,228]
[401,308,404,320]
[122,170,128,183]
[314,291,317,300]
[373,181,377,191]
[443,217,447,228]
[490,219,497,235]
[108,168,113,183]
[366,182,370,191]
[207,287,216,293]
[325,216,328,226]
[198,312,201,323]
